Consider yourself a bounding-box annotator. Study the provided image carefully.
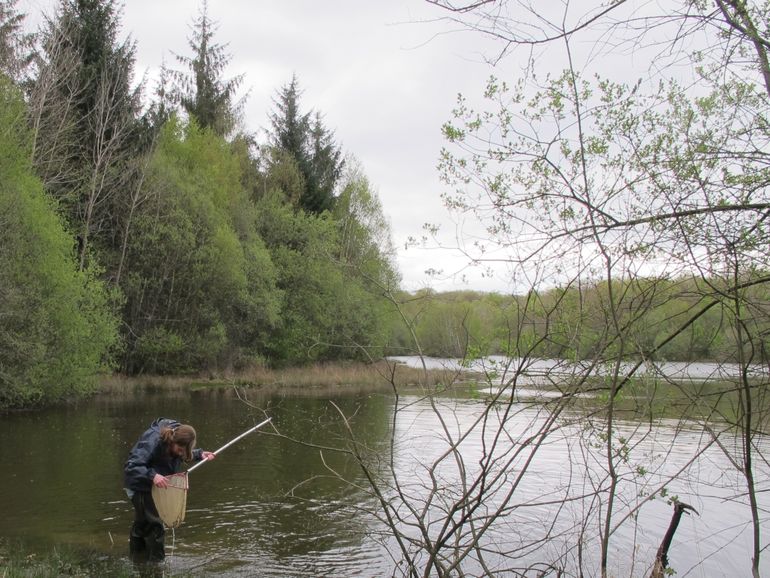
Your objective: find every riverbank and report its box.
[98,359,476,397]
[0,539,135,578]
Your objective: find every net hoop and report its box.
[151,472,189,528]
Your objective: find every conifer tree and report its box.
[268,75,344,214]
[29,0,141,270]
[0,0,33,82]
[173,0,243,138]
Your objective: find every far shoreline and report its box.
[97,359,478,398]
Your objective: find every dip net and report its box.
[151,472,189,528]
[147,418,272,529]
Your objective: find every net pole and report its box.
[187,417,272,474]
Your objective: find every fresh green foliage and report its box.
[6,0,770,416]
[423,2,770,576]
[121,117,280,373]
[255,187,392,364]
[388,276,753,362]
[2,0,400,387]
[333,162,400,289]
[436,51,770,366]
[0,78,118,408]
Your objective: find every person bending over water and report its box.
[124,417,215,561]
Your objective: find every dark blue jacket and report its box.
[123,417,203,492]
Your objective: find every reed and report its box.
[98,360,473,395]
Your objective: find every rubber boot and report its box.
[129,527,148,562]
[146,526,166,562]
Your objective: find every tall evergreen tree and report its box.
[268,75,344,214]
[173,0,243,138]
[306,111,344,213]
[0,0,33,82]
[29,0,142,270]
[270,75,308,159]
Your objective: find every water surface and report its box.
[0,384,767,576]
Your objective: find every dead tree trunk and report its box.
[650,502,698,578]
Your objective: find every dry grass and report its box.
[98,360,473,396]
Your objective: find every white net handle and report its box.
[187,417,272,474]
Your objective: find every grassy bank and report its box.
[0,541,135,578]
[98,360,474,396]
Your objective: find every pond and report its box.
[0,379,768,576]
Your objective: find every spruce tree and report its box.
[173,0,243,138]
[29,0,141,269]
[0,0,33,82]
[268,75,344,214]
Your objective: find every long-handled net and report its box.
[152,472,189,528]
[151,417,272,528]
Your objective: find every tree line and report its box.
[3,0,767,414]
[0,0,399,408]
[391,275,770,361]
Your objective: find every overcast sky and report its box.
[19,0,516,293]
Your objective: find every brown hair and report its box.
[160,424,197,461]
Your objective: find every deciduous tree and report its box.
[311,1,770,576]
[121,117,280,374]
[0,77,118,408]
[28,0,142,270]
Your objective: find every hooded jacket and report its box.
[123,417,203,493]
